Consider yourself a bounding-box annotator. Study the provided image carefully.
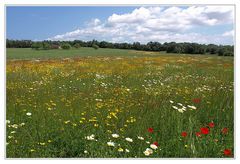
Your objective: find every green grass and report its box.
[7,47,169,59]
[6,48,234,158]
[7,47,220,60]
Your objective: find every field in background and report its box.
[6,48,234,158]
[6,47,219,60]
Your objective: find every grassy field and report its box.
[6,47,175,59]
[6,48,234,158]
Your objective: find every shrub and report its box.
[51,44,60,49]
[92,44,99,50]
[61,43,71,50]
[31,42,42,50]
[73,43,81,49]
[42,42,51,50]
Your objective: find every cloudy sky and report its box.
[7,6,234,45]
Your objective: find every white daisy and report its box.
[150,144,158,150]
[137,136,144,140]
[107,141,115,147]
[172,106,178,110]
[143,148,153,156]
[26,112,32,116]
[112,134,119,138]
[85,134,95,140]
[177,103,183,106]
[178,109,184,113]
[125,137,133,142]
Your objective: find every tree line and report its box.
[6,39,234,56]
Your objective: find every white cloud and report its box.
[222,30,234,37]
[47,6,234,45]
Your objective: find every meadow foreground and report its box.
[6,50,234,158]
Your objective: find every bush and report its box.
[73,43,81,49]
[42,42,51,50]
[61,43,71,50]
[31,42,42,50]
[224,51,234,56]
[92,44,99,50]
[51,44,60,49]
[218,47,234,56]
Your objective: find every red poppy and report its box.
[192,98,201,103]
[153,142,158,146]
[181,131,187,137]
[209,122,215,128]
[195,132,201,137]
[148,128,154,133]
[200,127,209,134]
[224,149,232,156]
[222,127,228,134]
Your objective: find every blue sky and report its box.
[7,6,136,40]
[6,6,234,45]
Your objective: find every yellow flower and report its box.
[64,120,70,124]
[48,140,52,143]
[130,117,136,123]
[118,148,124,152]
[39,142,46,146]
[96,102,103,108]
[72,123,77,126]
[81,113,85,115]
[89,119,97,122]
[51,103,56,106]
[110,112,118,119]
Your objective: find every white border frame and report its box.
[1,0,239,163]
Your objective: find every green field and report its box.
[7,47,175,59]
[6,48,234,158]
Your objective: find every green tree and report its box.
[42,42,51,50]
[61,43,71,50]
[31,42,42,50]
[73,43,81,49]
[92,44,99,50]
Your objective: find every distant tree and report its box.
[92,44,99,50]
[99,41,108,48]
[218,47,225,56]
[61,43,71,50]
[6,39,234,56]
[132,42,141,50]
[31,42,42,50]
[73,43,81,49]
[218,46,234,56]
[166,42,177,53]
[147,41,162,51]
[42,42,51,50]
[206,44,219,54]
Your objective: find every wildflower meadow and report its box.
[6,48,234,158]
